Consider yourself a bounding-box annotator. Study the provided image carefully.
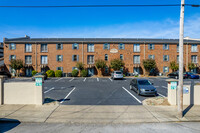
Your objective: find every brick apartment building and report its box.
[3,36,200,77]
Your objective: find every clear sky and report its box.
[0,0,200,41]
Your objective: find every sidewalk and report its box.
[0,104,200,124]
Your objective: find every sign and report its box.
[110,48,118,53]
[183,87,189,94]
[35,77,42,86]
[171,81,177,90]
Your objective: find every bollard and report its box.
[34,75,44,105]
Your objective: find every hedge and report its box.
[55,70,62,77]
[72,69,79,77]
[46,70,55,77]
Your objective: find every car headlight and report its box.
[140,89,145,91]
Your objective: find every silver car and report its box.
[111,71,123,80]
[130,79,157,96]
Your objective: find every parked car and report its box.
[184,72,199,79]
[111,71,123,80]
[167,72,187,79]
[32,72,47,81]
[130,79,157,96]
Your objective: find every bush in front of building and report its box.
[80,69,88,77]
[110,59,125,71]
[72,69,79,77]
[170,61,179,72]
[142,59,156,76]
[32,70,38,76]
[188,62,196,72]
[46,70,55,77]
[55,70,62,77]
[9,59,24,77]
[95,59,107,76]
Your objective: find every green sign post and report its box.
[35,77,42,86]
[171,81,177,90]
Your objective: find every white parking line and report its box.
[97,78,99,82]
[55,78,63,82]
[109,78,113,82]
[122,87,142,104]
[69,77,74,82]
[158,93,166,97]
[83,78,87,82]
[44,87,55,93]
[162,86,167,89]
[60,87,76,104]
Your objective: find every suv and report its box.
[111,71,123,80]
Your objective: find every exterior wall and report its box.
[3,82,43,105]
[3,42,200,76]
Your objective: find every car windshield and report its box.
[138,80,151,85]
[188,72,195,75]
[115,72,122,74]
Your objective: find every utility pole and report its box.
[178,0,185,118]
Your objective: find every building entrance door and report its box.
[88,68,94,76]
[26,68,32,77]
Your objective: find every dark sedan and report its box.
[167,72,187,79]
[32,72,47,81]
[184,72,199,79]
[130,79,157,96]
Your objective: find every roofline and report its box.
[3,36,200,44]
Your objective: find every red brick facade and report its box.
[3,37,200,76]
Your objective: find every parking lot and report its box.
[5,77,200,105]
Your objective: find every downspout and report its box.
[143,42,146,75]
[35,43,37,71]
[82,41,84,64]
[186,41,188,71]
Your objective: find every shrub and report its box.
[110,59,125,71]
[55,70,62,77]
[46,70,55,77]
[170,61,179,72]
[142,59,156,75]
[81,69,88,77]
[32,70,38,76]
[72,69,79,77]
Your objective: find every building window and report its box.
[191,55,197,63]
[41,44,48,52]
[25,44,32,52]
[72,67,78,70]
[9,43,16,50]
[9,67,16,74]
[105,66,109,73]
[163,55,169,61]
[148,44,154,50]
[72,43,79,50]
[118,43,125,50]
[134,44,140,52]
[41,55,48,64]
[177,55,179,63]
[133,55,140,64]
[163,67,169,73]
[56,67,63,71]
[191,44,198,52]
[56,55,63,62]
[56,43,63,50]
[9,55,16,61]
[103,43,110,50]
[87,44,94,52]
[87,55,94,64]
[148,55,155,59]
[25,55,32,64]
[105,54,108,61]
[163,44,169,50]
[177,44,179,52]
[120,54,123,60]
[72,55,79,61]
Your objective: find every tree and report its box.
[76,62,84,76]
[170,61,179,72]
[110,59,125,71]
[142,59,156,75]
[95,59,107,76]
[9,59,24,77]
[188,62,196,71]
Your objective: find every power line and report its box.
[0,4,193,8]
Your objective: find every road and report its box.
[1,122,200,133]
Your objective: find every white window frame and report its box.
[87,44,94,52]
[87,55,94,64]
[134,44,140,52]
[41,55,48,64]
[191,55,198,63]
[25,44,32,52]
[25,55,32,64]
[191,44,198,52]
[41,44,48,52]
[134,55,140,64]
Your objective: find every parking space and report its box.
[4,77,200,105]
[43,77,170,105]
